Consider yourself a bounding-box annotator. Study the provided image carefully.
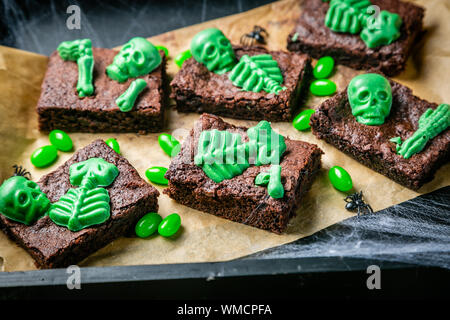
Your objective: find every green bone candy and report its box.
[175,49,192,68]
[145,166,169,185]
[135,212,162,238]
[48,158,119,231]
[158,213,181,237]
[158,133,181,157]
[105,138,121,154]
[49,130,73,152]
[329,165,353,192]
[31,145,58,168]
[116,78,147,112]
[324,0,372,34]
[106,37,162,83]
[310,79,337,96]
[57,39,94,97]
[293,109,315,131]
[229,54,286,94]
[0,176,50,225]
[255,165,284,199]
[313,56,335,79]
[190,28,236,74]
[393,104,450,159]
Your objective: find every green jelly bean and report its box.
[158,133,181,157]
[310,79,337,96]
[135,212,163,238]
[49,129,73,152]
[158,213,181,237]
[328,166,353,192]
[31,145,58,168]
[155,45,169,57]
[175,49,192,68]
[145,166,169,185]
[313,56,334,79]
[293,109,315,131]
[105,138,121,154]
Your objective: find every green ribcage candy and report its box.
[48,158,119,232]
[228,54,286,94]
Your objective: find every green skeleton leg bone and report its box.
[255,165,284,199]
[116,78,147,112]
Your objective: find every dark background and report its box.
[0,0,449,300]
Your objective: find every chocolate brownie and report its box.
[164,114,323,234]
[37,48,168,133]
[0,140,159,268]
[170,46,311,122]
[287,0,424,76]
[310,81,450,190]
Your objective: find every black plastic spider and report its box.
[12,164,31,180]
[240,26,268,46]
[344,191,373,217]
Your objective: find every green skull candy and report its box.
[0,176,50,225]
[348,73,392,126]
[190,28,236,74]
[106,37,162,83]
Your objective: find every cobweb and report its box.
[249,186,450,269]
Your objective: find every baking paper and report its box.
[0,0,448,271]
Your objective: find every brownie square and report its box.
[164,113,323,234]
[287,0,424,76]
[310,81,450,190]
[170,46,311,122]
[37,48,168,133]
[0,140,159,269]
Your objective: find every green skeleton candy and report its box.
[347,73,392,126]
[392,104,450,159]
[325,0,372,34]
[229,54,286,94]
[255,165,284,199]
[116,78,147,112]
[0,176,50,225]
[106,37,162,83]
[246,120,286,166]
[48,158,119,232]
[57,39,94,97]
[194,129,249,183]
[194,121,286,193]
[360,10,402,48]
[190,28,236,75]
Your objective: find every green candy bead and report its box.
[158,213,181,237]
[158,133,181,157]
[328,166,353,192]
[293,109,315,131]
[310,79,337,96]
[49,130,73,152]
[175,49,192,68]
[135,212,163,238]
[105,138,121,154]
[31,145,58,168]
[313,56,334,79]
[155,45,169,57]
[145,166,169,185]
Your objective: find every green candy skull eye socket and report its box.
[0,176,50,225]
[106,37,162,83]
[190,28,236,74]
[348,73,392,126]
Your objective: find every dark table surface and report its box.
[0,0,449,299]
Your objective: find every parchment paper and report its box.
[0,0,448,272]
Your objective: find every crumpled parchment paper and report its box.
[0,0,448,271]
